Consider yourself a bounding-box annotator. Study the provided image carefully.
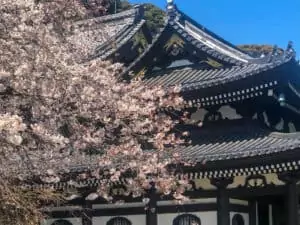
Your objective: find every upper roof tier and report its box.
[112,2,296,76]
[166,2,253,64]
[71,1,296,74]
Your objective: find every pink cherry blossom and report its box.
[0,1,198,223]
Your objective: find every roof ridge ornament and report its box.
[166,0,176,18]
[285,41,296,59]
[167,0,174,5]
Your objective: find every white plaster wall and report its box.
[230,212,249,225]
[158,212,217,225]
[42,217,82,225]
[93,215,146,225]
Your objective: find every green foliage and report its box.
[80,0,132,17]
[238,44,284,57]
[107,0,131,14]
[143,3,166,35]
[133,30,148,53]
[131,4,165,53]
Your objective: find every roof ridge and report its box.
[174,7,251,57]
[73,7,140,30]
[270,132,300,139]
[97,19,146,60]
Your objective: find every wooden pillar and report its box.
[212,178,233,225]
[249,200,258,225]
[218,187,230,225]
[82,201,93,225]
[286,179,298,225]
[279,172,300,225]
[146,183,157,225]
[268,204,273,225]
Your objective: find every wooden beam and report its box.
[212,178,233,225]
[249,200,258,225]
[286,180,299,225]
[217,188,230,225]
[82,201,93,225]
[278,172,300,225]
[146,183,157,225]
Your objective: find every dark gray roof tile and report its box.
[95,19,146,60]
[171,7,254,63]
[144,58,291,91]
[178,120,300,162]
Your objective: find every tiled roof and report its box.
[74,7,140,29]
[174,8,252,60]
[67,7,143,56]
[94,19,146,60]
[166,3,254,65]
[179,120,300,163]
[144,58,291,91]
[183,20,253,62]
[24,120,300,189]
[169,21,247,66]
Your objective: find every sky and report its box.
[129,0,300,55]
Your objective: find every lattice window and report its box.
[232,214,245,225]
[51,220,73,225]
[107,217,132,225]
[173,214,201,225]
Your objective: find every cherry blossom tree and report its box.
[0,0,194,224]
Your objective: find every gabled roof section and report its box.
[67,6,143,55]
[91,5,147,60]
[166,1,252,65]
[94,19,146,60]
[121,1,255,76]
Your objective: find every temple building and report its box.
[43,1,300,225]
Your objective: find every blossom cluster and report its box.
[0,0,193,205]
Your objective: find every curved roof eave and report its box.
[145,56,294,91]
[167,3,255,65]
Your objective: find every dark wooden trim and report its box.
[53,185,288,206]
[183,148,300,173]
[82,202,93,225]
[157,203,217,213]
[146,186,157,225]
[249,200,257,225]
[229,204,249,213]
[92,207,146,217]
[229,186,286,198]
[48,185,288,219]
[217,188,230,225]
[286,180,299,225]
[48,202,250,219]
[49,210,82,218]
